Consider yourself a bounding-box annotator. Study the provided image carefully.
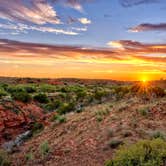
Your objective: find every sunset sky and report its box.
[0,0,166,81]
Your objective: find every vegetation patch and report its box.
[39,141,50,157]
[51,114,67,124]
[137,107,149,116]
[0,149,11,166]
[105,139,166,166]
[33,93,49,103]
[11,91,32,103]
[31,122,44,135]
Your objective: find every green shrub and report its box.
[11,91,32,103]
[96,115,103,122]
[44,100,62,112]
[138,107,149,116]
[34,93,49,103]
[95,109,110,122]
[24,86,36,93]
[94,90,107,101]
[105,139,166,166]
[0,88,8,98]
[0,149,11,166]
[60,87,68,93]
[95,109,110,116]
[7,85,24,93]
[25,152,34,161]
[57,102,75,114]
[39,141,50,157]
[76,90,87,101]
[51,114,66,124]
[38,84,56,93]
[32,122,44,135]
[0,83,8,91]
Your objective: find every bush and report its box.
[7,85,24,93]
[0,88,8,98]
[57,102,75,114]
[25,152,34,161]
[0,149,11,166]
[38,84,56,93]
[11,91,32,103]
[39,141,50,157]
[105,139,166,166]
[94,90,107,101]
[95,109,110,122]
[138,107,149,116]
[34,93,49,103]
[31,122,44,135]
[76,90,87,101]
[44,100,62,112]
[96,115,103,122]
[24,86,36,93]
[51,114,66,124]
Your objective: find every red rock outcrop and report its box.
[0,101,48,144]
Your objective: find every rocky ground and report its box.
[8,97,166,166]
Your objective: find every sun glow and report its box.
[142,79,147,83]
[140,76,150,86]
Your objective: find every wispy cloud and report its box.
[119,0,160,7]
[0,22,79,35]
[0,0,60,25]
[63,0,84,11]
[0,0,91,35]
[129,23,166,32]
[52,0,93,12]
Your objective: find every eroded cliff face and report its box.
[0,100,48,144]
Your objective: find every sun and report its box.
[140,76,149,83]
[142,79,147,83]
[139,76,150,87]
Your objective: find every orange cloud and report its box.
[0,39,165,80]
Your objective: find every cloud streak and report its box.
[0,39,166,64]
[119,0,160,7]
[0,22,80,35]
[129,23,166,32]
